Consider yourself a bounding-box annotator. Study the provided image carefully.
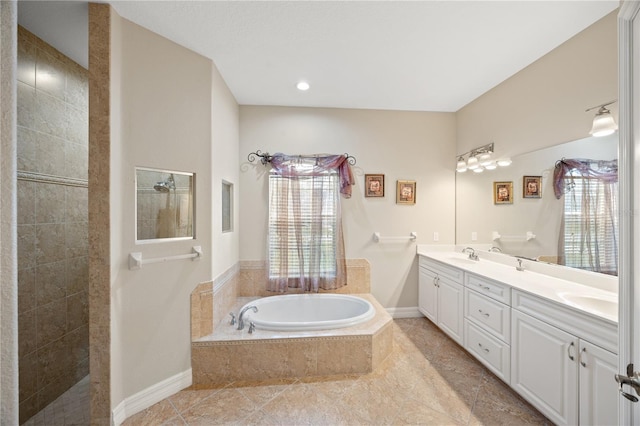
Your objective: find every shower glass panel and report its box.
[135,167,195,242]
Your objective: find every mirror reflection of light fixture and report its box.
[586,100,617,137]
[456,142,501,173]
[497,158,512,167]
[456,156,467,173]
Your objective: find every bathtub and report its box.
[240,294,376,331]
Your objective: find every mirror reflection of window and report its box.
[136,168,195,242]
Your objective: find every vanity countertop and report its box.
[417,248,618,325]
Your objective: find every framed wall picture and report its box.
[396,180,416,205]
[523,175,542,198]
[493,181,513,204]
[364,174,385,197]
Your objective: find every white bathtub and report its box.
[241,294,376,331]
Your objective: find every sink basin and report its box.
[560,293,618,318]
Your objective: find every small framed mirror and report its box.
[135,167,195,242]
[222,180,233,232]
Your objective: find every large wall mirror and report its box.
[456,133,618,275]
[136,167,195,242]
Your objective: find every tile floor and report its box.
[124,318,552,425]
[22,375,90,426]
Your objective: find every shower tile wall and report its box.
[16,26,89,424]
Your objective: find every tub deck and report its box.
[191,294,393,387]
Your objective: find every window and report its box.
[562,173,618,275]
[268,170,339,280]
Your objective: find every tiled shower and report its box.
[16,27,89,424]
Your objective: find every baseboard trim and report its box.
[112,368,192,426]
[386,306,422,318]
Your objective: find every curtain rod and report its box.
[247,151,357,166]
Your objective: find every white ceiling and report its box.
[18,1,618,112]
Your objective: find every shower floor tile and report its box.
[22,375,89,426]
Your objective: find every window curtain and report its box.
[553,158,618,275]
[267,153,354,292]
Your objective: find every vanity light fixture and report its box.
[497,158,512,167]
[484,161,497,170]
[456,156,467,173]
[296,81,310,91]
[586,100,617,137]
[455,142,496,173]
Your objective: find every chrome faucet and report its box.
[516,258,525,271]
[462,247,479,261]
[489,246,502,253]
[237,305,258,330]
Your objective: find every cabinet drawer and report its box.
[419,256,463,284]
[465,288,510,343]
[465,273,510,304]
[465,320,510,383]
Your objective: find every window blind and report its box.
[268,171,339,279]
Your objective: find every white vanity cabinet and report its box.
[511,290,618,426]
[464,273,511,382]
[418,257,464,345]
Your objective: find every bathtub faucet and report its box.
[237,305,258,330]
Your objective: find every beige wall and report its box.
[109,15,215,404]
[211,63,240,278]
[239,106,456,309]
[456,10,618,160]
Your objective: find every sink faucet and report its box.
[516,258,525,271]
[237,305,258,330]
[489,246,502,253]
[462,247,479,261]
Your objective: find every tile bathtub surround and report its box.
[16,26,89,423]
[238,258,371,297]
[124,318,551,425]
[190,282,213,341]
[192,294,393,386]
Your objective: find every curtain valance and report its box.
[553,158,618,199]
[270,153,355,198]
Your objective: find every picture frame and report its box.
[396,180,416,205]
[364,174,385,197]
[523,175,542,198]
[493,181,513,204]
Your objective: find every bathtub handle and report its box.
[229,312,236,326]
[249,322,256,334]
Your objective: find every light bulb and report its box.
[296,81,310,91]
[497,158,512,167]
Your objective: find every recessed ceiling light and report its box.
[296,81,310,91]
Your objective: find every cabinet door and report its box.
[579,340,618,426]
[437,277,464,345]
[418,267,437,323]
[511,310,578,426]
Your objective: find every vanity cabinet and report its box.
[463,274,511,382]
[418,257,464,345]
[511,290,618,426]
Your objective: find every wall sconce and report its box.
[586,100,617,137]
[456,142,509,173]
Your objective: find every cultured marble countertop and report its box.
[417,248,618,325]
